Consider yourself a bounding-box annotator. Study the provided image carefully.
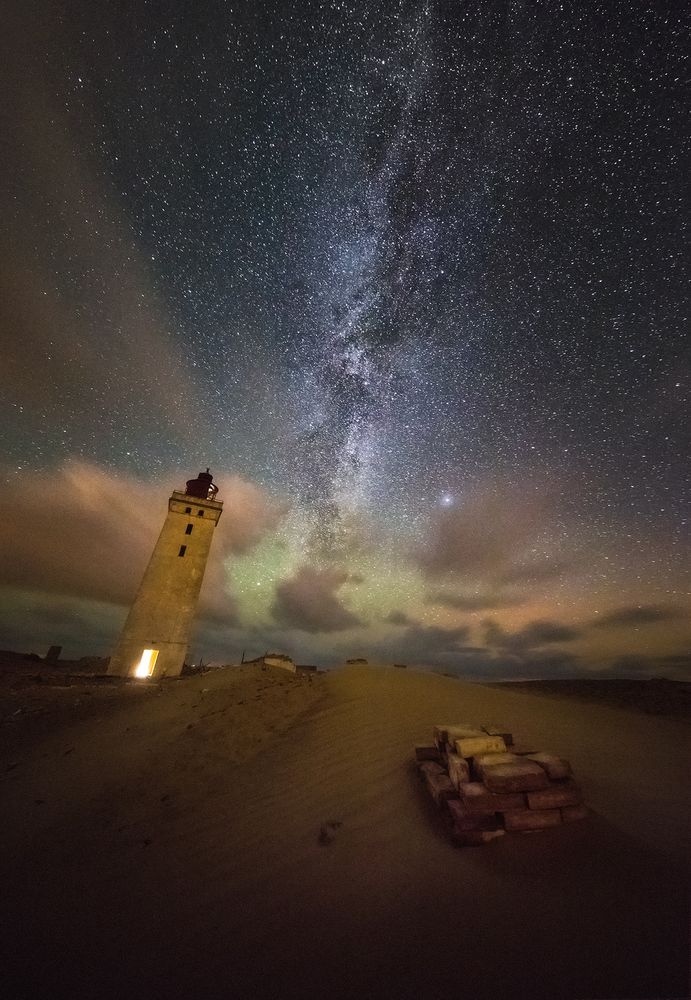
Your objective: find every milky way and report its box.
[1,1,688,675]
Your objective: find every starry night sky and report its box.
[1,0,689,677]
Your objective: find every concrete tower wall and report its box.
[108,490,223,678]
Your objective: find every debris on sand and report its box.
[318,821,343,846]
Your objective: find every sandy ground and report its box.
[1,663,689,1000]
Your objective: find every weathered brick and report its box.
[447,799,499,831]
[481,723,514,746]
[503,808,562,831]
[447,752,471,789]
[460,782,526,814]
[482,760,549,793]
[425,771,457,806]
[526,752,572,781]
[417,760,445,779]
[509,743,541,756]
[415,745,441,762]
[527,781,582,810]
[561,803,590,823]
[472,751,520,780]
[474,751,519,765]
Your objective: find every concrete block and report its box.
[503,808,562,831]
[415,745,441,762]
[474,751,519,766]
[452,828,506,847]
[472,751,520,780]
[460,782,525,814]
[433,725,450,748]
[425,771,458,806]
[447,799,499,831]
[562,803,590,823]
[434,724,484,748]
[417,760,445,779]
[455,734,507,759]
[482,760,549,793]
[509,744,541,756]
[447,752,471,789]
[481,723,514,746]
[448,724,486,739]
[527,781,582,810]
[526,753,572,781]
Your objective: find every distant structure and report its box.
[108,469,223,679]
[243,652,296,673]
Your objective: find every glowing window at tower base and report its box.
[134,649,158,678]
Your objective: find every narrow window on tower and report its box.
[185,507,192,514]
[197,510,204,517]
[185,524,193,535]
[178,545,187,557]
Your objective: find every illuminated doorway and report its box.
[134,648,158,678]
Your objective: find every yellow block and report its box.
[455,734,507,758]
[434,723,484,744]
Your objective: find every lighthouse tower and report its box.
[108,469,223,679]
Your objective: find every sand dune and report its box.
[1,664,689,999]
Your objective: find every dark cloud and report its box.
[439,649,583,682]
[607,655,660,678]
[0,462,284,621]
[606,653,691,681]
[0,588,124,658]
[364,628,583,679]
[212,473,289,557]
[591,605,684,628]
[385,609,412,625]
[521,650,582,674]
[425,591,526,611]
[414,482,559,584]
[365,622,473,667]
[485,619,582,653]
[271,566,362,633]
[400,623,471,655]
[658,652,691,673]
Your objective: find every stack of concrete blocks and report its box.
[416,723,588,846]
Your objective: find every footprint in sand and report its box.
[318,821,343,846]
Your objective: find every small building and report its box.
[244,652,296,673]
[264,653,296,672]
